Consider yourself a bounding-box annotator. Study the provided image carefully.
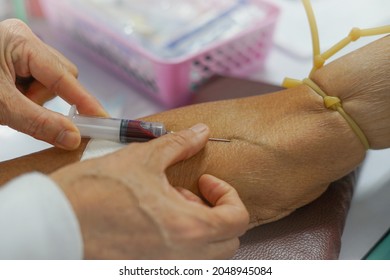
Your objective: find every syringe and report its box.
[68,106,230,143]
[68,105,166,142]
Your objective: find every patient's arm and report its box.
[143,87,365,226]
[0,140,88,185]
[1,35,388,227]
[144,35,389,226]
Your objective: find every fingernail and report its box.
[190,123,208,133]
[99,109,110,118]
[55,130,80,149]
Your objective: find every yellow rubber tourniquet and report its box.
[302,78,370,150]
[279,0,389,150]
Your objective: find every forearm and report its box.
[141,86,365,225]
[0,140,88,186]
[0,87,364,227]
[140,38,390,224]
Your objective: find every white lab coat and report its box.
[0,139,125,260]
[0,173,83,259]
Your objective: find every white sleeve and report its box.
[0,172,83,260]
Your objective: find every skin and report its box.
[142,86,366,225]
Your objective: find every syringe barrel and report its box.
[69,106,167,142]
[120,120,167,142]
[72,114,121,142]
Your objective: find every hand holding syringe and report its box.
[69,105,230,143]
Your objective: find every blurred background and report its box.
[1,0,389,259]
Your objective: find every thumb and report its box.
[140,123,210,171]
[198,174,249,239]
[3,92,80,150]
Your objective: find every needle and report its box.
[208,137,231,142]
[167,130,230,142]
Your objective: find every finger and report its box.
[143,123,210,170]
[15,75,35,93]
[45,43,79,77]
[24,80,56,105]
[175,187,207,205]
[198,174,249,239]
[29,58,108,117]
[9,20,108,117]
[2,86,81,150]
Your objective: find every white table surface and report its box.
[0,0,389,260]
